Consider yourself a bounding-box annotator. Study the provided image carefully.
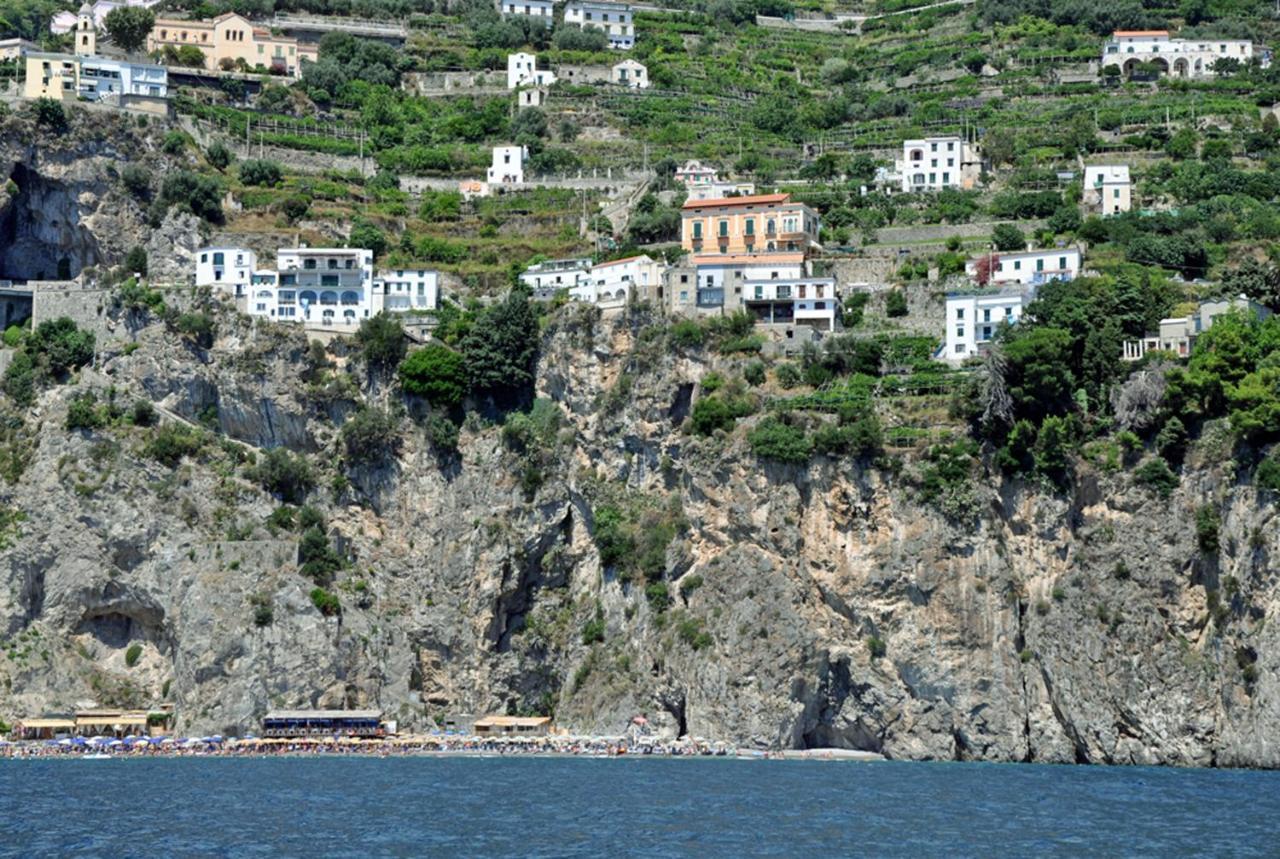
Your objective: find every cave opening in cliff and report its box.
[0,163,95,281]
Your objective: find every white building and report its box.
[271,247,376,328]
[674,160,754,201]
[743,276,840,331]
[965,247,1082,287]
[685,252,807,315]
[488,145,527,186]
[24,50,168,102]
[375,268,439,314]
[0,37,39,61]
[507,52,556,90]
[50,0,161,33]
[196,246,258,298]
[564,0,635,49]
[1102,30,1254,78]
[1082,165,1132,216]
[942,287,1032,363]
[518,87,546,108]
[497,0,553,25]
[519,257,593,292]
[899,136,982,193]
[612,58,648,88]
[1122,296,1272,361]
[570,254,664,308]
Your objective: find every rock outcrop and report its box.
[0,301,1276,768]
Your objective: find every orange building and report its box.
[680,193,821,256]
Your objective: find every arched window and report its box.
[299,290,317,304]
[256,290,273,299]
[319,290,338,305]
[340,290,360,305]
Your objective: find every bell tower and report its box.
[74,2,96,57]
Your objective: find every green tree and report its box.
[992,223,1025,252]
[461,291,539,406]
[341,406,399,467]
[1002,327,1075,421]
[28,317,94,379]
[747,417,812,463]
[349,220,388,259]
[398,344,467,406]
[885,290,908,317]
[31,98,67,132]
[206,141,232,170]
[123,246,147,276]
[248,448,314,504]
[354,313,406,376]
[238,159,282,187]
[104,6,154,53]
[3,352,34,408]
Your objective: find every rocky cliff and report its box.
[1,296,1276,768]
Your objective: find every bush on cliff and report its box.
[747,416,812,464]
[28,317,94,381]
[248,448,314,505]
[340,406,399,467]
[398,344,466,406]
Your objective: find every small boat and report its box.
[82,752,112,760]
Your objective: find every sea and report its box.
[1,756,1277,857]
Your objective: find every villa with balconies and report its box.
[1102,30,1255,79]
[269,248,375,328]
[743,276,840,331]
[681,194,820,257]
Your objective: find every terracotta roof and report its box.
[1112,30,1169,36]
[681,193,791,210]
[691,252,806,265]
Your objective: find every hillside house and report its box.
[24,50,168,107]
[564,0,635,49]
[0,37,39,61]
[375,268,439,313]
[518,87,546,108]
[497,0,553,26]
[681,252,807,316]
[681,194,821,256]
[1102,30,1254,78]
[50,0,161,33]
[196,246,259,297]
[744,276,840,331]
[1122,296,1272,360]
[146,13,316,78]
[899,136,982,193]
[612,58,648,88]
[570,254,663,308]
[519,258,593,292]
[507,52,556,89]
[674,160,754,201]
[487,145,527,186]
[268,247,376,328]
[965,247,1082,286]
[941,286,1033,363]
[1082,165,1132,216]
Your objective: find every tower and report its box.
[74,2,96,58]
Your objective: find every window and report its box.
[1059,256,1067,269]
[200,253,208,263]
[942,173,950,183]
[1036,258,1044,271]
[982,309,990,322]
[718,219,728,237]
[929,173,936,183]
[692,222,702,239]
[745,219,754,236]
[956,327,965,338]
[955,343,965,353]
[1014,261,1022,271]
[956,308,964,320]
[931,142,938,152]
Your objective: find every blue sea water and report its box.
[1,756,1277,858]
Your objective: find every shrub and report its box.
[676,616,712,650]
[3,352,34,407]
[130,399,156,427]
[747,417,812,464]
[299,525,342,583]
[31,97,67,132]
[341,407,399,467]
[206,141,232,170]
[2,325,23,348]
[1196,504,1220,555]
[592,504,634,569]
[158,171,223,223]
[120,164,151,199]
[992,223,1025,251]
[65,394,105,431]
[310,587,341,617]
[645,582,671,614]
[145,425,203,466]
[28,317,94,379]
[239,159,283,187]
[251,594,274,627]
[398,344,466,405]
[670,320,705,348]
[1135,457,1179,498]
[124,643,142,668]
[426,413,460,455]
[173,313,215,348]
[161,131,187,155]
[282,195,311,222]
[679,574,704,600]
[248,447,314,504]
[690,394,753,435]
[581,611,605,645]
[775,362,801,389]
[885,290,908,317]
[1257,455,1280,493]
[743,361,766,387]
[866,635,886,659]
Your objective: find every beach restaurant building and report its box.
[472,715,552,736]
[261,709,385,738]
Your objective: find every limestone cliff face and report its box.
[0,300,1276,767]
[0,111,197,282]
